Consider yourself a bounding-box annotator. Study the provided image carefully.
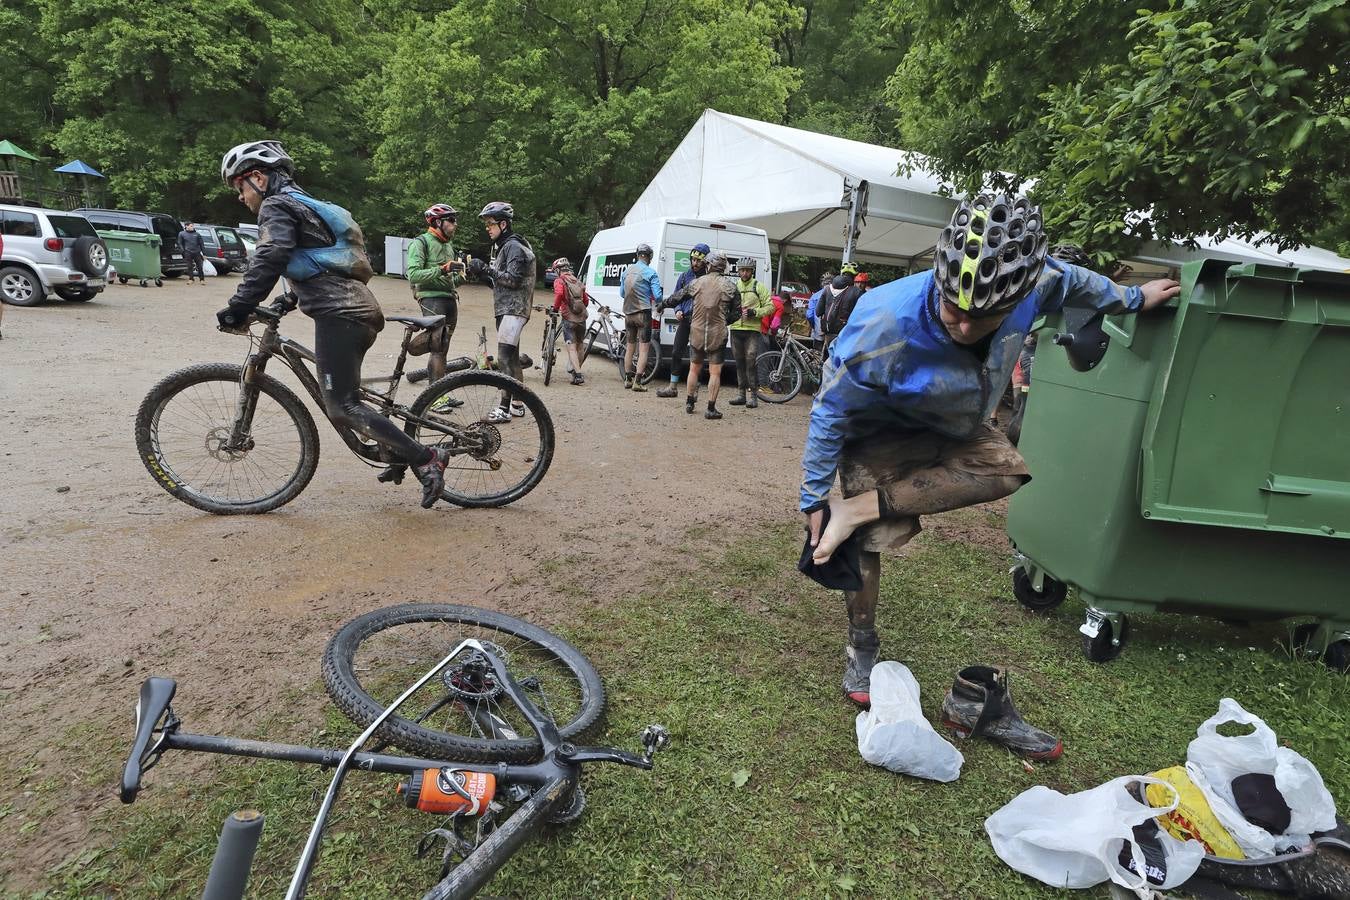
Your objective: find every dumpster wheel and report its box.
[1081,612,1129,663]
[1012,568,1067,612]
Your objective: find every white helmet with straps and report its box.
[220,140,294,187]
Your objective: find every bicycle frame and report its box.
[230,302,473,467]
[121,641,667,900]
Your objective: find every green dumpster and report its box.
[1006,258,1350,670]
[98,229,163,287]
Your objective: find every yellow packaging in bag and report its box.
[1146,765,1245,860]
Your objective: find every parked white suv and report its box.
[0,204,109,305]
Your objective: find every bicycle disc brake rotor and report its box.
[204,426,253,460]
[440,641,509,700]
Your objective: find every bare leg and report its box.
[428,350,447,383]
[623,338,636,377]
[707,360,723,405]
[565,341,582,372]
[635,339,649,378]
[686,361,703,399]
[814,468,1025,564]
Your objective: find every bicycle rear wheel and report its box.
[638,337,660,384]
[322,604,605,763]
[134,363,321,514]
[755,350,803,403]
[405,370,554,508]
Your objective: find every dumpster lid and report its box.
[1140,259,1350,539]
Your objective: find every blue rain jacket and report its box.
[799,259,1143,510]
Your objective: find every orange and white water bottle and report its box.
[398,767,496,816]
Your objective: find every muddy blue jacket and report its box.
[667,267,700,316]
[799,259,1143,510]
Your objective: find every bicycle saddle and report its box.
[387,315,446,330]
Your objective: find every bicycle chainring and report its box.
[440,640,509,701]
[546,783,587,825]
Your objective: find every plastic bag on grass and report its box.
[985,776,1205,890]
[855,662,963,782]
[1184,698,1336,858]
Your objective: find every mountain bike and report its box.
[578,303,659,385]
[121,603,669,900]
[755,329,824,403]
[135,291,554,514]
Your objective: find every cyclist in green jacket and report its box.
[728,258,774,408]
[406,203,464,383]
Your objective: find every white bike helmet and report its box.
[221,140,294,187]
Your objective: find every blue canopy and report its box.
[54,159,104,178]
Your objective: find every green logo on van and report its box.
[673,251,690,276]
[593,255,606,286]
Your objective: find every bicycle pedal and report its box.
[377,465,406,485]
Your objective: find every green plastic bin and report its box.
[98,229,163,287]
[1006,258,1350,669]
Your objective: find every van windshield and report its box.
[49,215,98,238]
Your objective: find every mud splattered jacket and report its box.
[799,259,1143,510]
[687,272,738,352]
[485,231,536,319]
[230,186,382,329]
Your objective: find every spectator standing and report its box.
[656,243,709,398]
[405,203,464,383]
[684,252,737,420]
[178,223,206,283]
[620,243,662,392]
[551,257,588,385]
[728,258,774,409]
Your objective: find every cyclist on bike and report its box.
[620,243,662,392]
[728,258,774,409]
[683,252,738,420]
[215,140,452,509]
[550,257,588,385]
[655,243,709,398]
[406,203,465,383]
[466,201,535,423]
[800,193,1181,708]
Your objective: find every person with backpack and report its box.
[684,252,739,420]
[405,203,464,383]
[656,243,709,398]
[820,263,865,350]
[728,258,774,409]
[550,257,588,385]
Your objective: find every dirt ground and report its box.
[0,273,871,888]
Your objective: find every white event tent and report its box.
[624,110,1350,281]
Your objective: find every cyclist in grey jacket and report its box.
[466,201,536,422]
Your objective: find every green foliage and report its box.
[369,0,802,262]
[886,0,1350,256]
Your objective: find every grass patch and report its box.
[29,524,1350,899]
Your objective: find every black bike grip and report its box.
[121,676,177,803]
[202,809,265,900]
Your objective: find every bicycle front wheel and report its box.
[134,363,321,514]
[322,604,606,763]
[406,370,554,508]
[755,350,803,403]
[541,322,557,387]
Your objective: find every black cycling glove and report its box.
[216,303,255,329]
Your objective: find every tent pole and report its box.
[841,181,866,264]
[776,243,787,290]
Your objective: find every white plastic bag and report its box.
[855,661,963,782]
[1185,698,1336,858]
[202,259,219,277]
[985,776,1205,890]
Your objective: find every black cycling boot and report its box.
[704,402,722,420]
[842,626,879,708]
[729,391,747,406]
[412,448,449,509]
[940,666,1062,760]
[685,394,697,414]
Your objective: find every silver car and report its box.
[0,204,109,305]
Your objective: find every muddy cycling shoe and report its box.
[656,384,678,398]
[412,448,450,509]
[940,666,1062,761]
[704,403,722,420]
[377,464,406,485]
[570,373,585,386]
[746,395,758,409]
[631,381,648,393]
[729,392,747,406]
[685,395,697,414]
[842,627,879,708]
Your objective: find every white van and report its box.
[578,217,771,369]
